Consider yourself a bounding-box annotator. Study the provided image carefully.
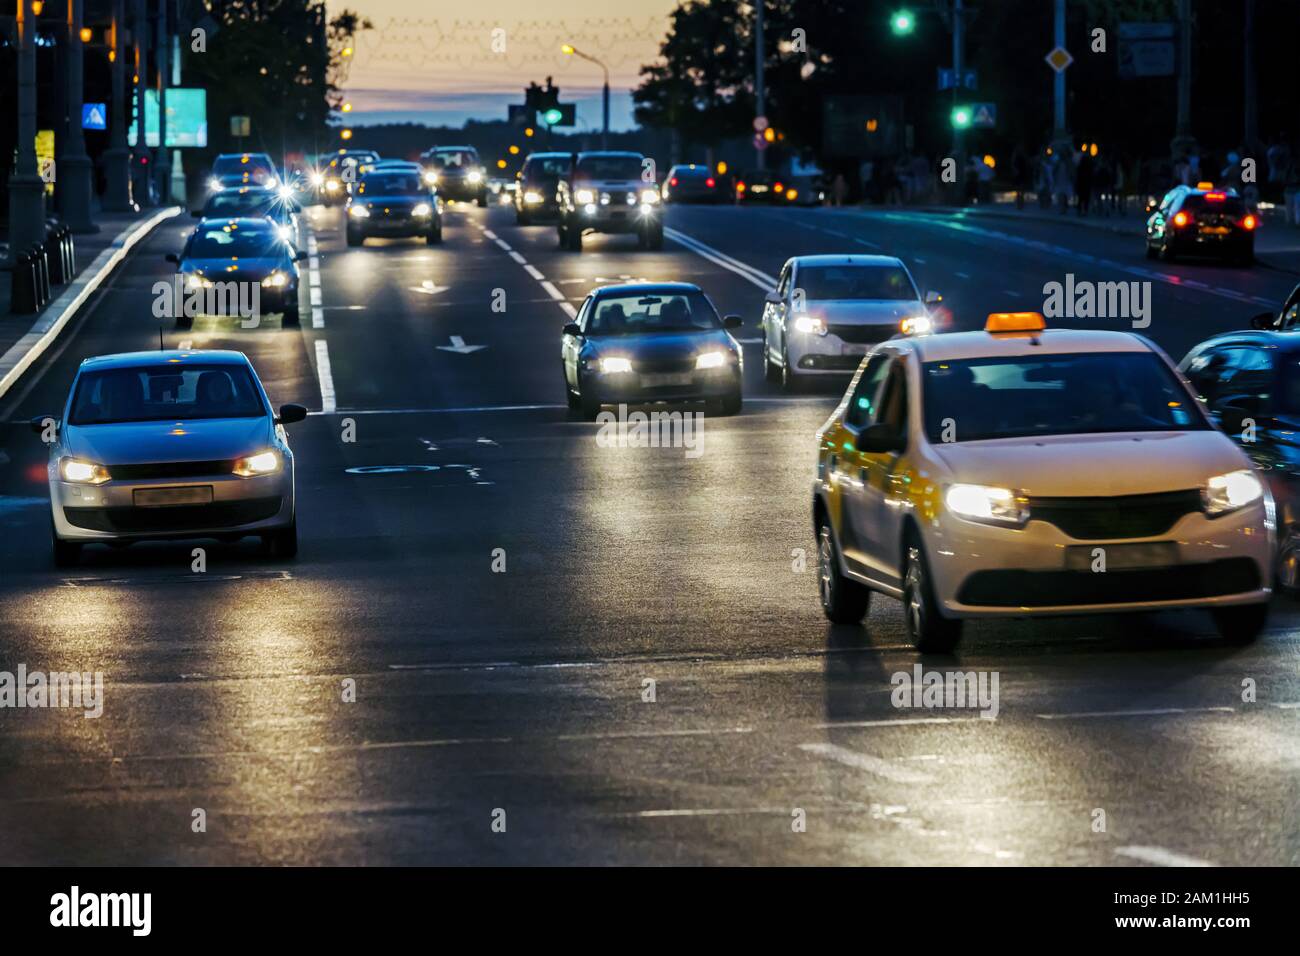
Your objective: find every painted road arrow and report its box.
[436,335,487,354]
[410,280,450,295]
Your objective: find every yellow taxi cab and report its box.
[812,312,1273,651]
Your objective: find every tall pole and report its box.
[11,0,47,252]
[133,0,151,205]
[1049,0,1072,164]
[62,0,98,231]
[103,0,131,210]
[1171,0,1196,159]
[951,0,965,162]
[1243,0,1257,152]
[154,0,171,201]
[754,0,765,171]
[601,70,610,150]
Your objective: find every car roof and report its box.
[791,254,907,269]
[526,152,570,159]
[80,350,253,370]
[428,145,477,152]
[215,152,272,161]
[577,151,642,159]
[192,216,278,231]
[1188,329,1300,352]
[904,328,1154,363]
[591,281,702,298]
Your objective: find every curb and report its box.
[0,206,182,402]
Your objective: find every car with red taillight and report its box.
[663,164,724,204]
[1146,184,1257,265]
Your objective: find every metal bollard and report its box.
[45,225,67,285]
[9,249,38,314]
[31,243,50,308]
[64,227,77,276]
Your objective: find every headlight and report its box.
[412,203,432,217]
[60,457,110,484]
[261,271,288,288]
[348,204,370,218]
[184,273,213,290]
[325,179,341,192]
[310,172,324,187]
[695,351,728,370]
[641,189,661,204]
[900,315,933,335]
[945,483,1030,526]
[277,225,293,241]
[277,184,294,201]
[524,190,543,204]
[233,450,282,478]
[575,189,596,205]
[467,170,483,184]
[424,171,439,186]
[1203,469,1263,516]
[599,357,633,374]
[793,315,827,336]
[208,177,223,192]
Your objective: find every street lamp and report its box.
[561,43,608,149]
[890,9,915,35]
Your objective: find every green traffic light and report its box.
[543,108,563,125]
[891,10,915,35]
[950,106,972,129]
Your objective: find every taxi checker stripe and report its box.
[663,227,777,290]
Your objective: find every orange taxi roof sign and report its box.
[985,312,1046,333]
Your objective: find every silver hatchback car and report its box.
[35,350,305,566]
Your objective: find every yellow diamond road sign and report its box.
[1046,46,1073,73]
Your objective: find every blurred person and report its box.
[1075,149,1094,216]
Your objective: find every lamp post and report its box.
[62,0,97,232]
[11,0,47,252]
[561,43,608,149]
[102,0,131,210]
[153,0,170,202]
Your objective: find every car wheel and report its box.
[477,191,488,208]
[346,228,363,248]
[427,222,442,245]
[263,520,298,559]
[717,389,742,416]
[1211,603,1268,645]
[283,304,300,327]
[903,534,962,653]
[1159,236,1175,262]
[1144,241,1157,259]
[816,519,870,624]
[780,350,801,393]
[557,224,568,249]
[51,522,82,568]
[568,225,583,252]
[763,336,781,383]
[1278,534,1300,591]
[576,374,601,420]
[647,223,664,250]
[517,209,530,226]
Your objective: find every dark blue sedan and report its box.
[165,217,305,328]
[561,282,744,419]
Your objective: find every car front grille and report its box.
[1027,489,1203,540]
[634,358,696,375]
[956,558,1260,608]
[827,324,898,345]
[64,497,282,534]
[107,460,234,480]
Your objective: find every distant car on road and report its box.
[734,169,796,204]
[761,255,939,391]
[36,350,305,566]
[1145,184,1257,265]
[560,282,743,418]
[421,146,487,205]
[515,151,571,224]
[345,168,443,246]
[663,164,724,204]
[1179,328,1300,589]
[813,311,1273,651]
[166,217,305,327]
[208,152,278,193]
[557,151,663,251]
[316,149,379,205]
[196,185,302,248]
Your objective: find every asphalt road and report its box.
[1,197,1297,865]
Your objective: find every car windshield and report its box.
[69,365,266,425]
[186,224,282,258]
[358,174,425,196]
[575,156,643,180]
[672,167,710,180]
[213,156,274,177]
[428,150,476,169]
[587,292,721,335]
[798,265,917,301]
[921,352,1207,443]
[527,157,570,178]
[204,192,277,217]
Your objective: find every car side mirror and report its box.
[858,422,904,454]
[723,314,743,329]
[29,415,56,437]
[1250,310,1276,330]
[277,403,308,425]
[191,209,203,218]
[165,252,180,264]
[562,322,583,337]
[295,250,308,261]
[924,291,943,305]
[764,291,783,305]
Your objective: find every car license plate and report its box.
[1200,226,1230,235]
[134,486,213,508]
[842,343,870,356]
[641,373,692,387]
[1064,541,1178,571]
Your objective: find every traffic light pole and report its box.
[754,3,765,171]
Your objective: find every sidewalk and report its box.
[908,198,1300,273]
[0,206,181,402]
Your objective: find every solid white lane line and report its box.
[1036,706,1234,720]
[799,742,936,784]
[314,340,336,413]
[1115,846,1216,868]
[663,227,776,290]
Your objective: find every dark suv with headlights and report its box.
[557,151,663,252]
[421,146,487,205]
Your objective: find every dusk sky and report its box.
[331,0,680,129]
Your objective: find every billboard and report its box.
[128,89,208,147]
